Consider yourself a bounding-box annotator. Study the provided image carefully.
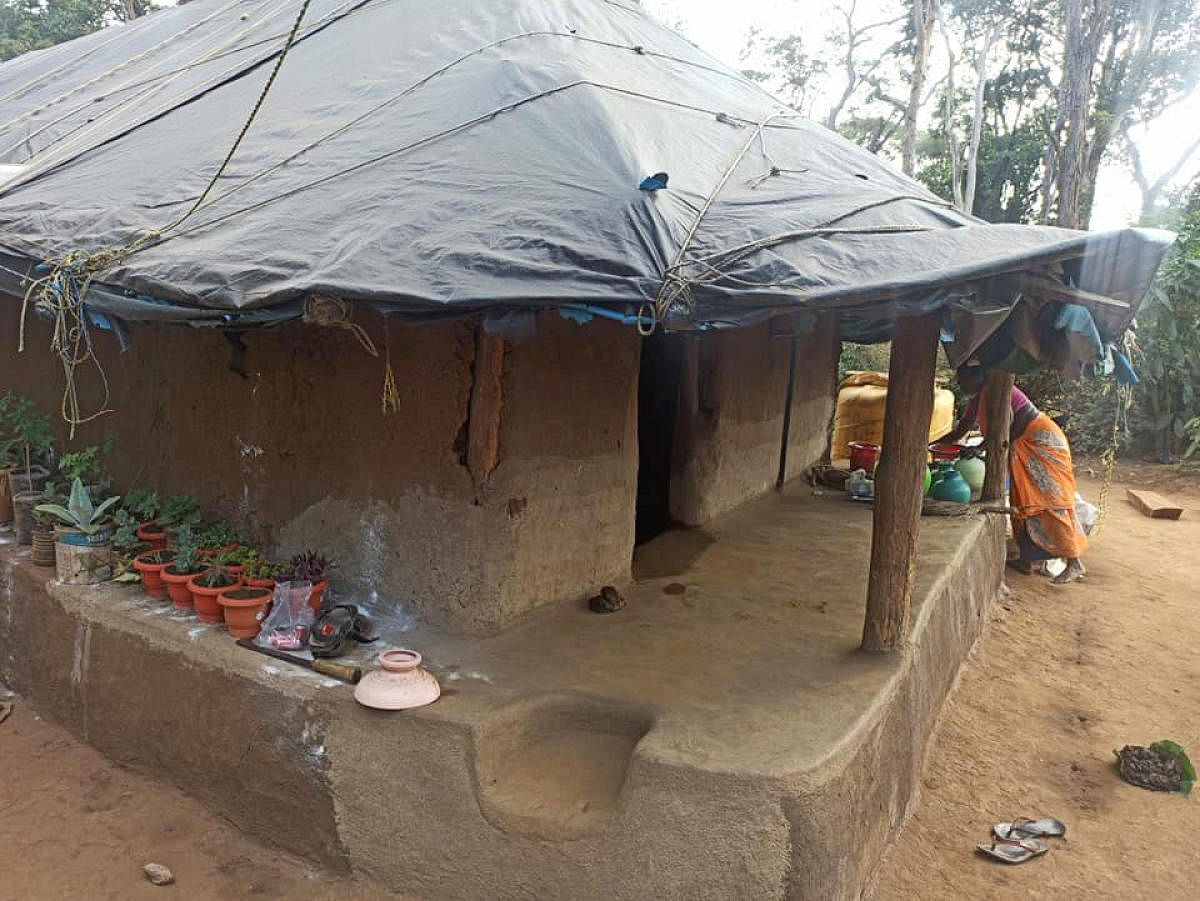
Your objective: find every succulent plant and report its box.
[34,478,120,535]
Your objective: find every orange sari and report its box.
[979,391,1087,560]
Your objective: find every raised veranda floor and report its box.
[0,486,1002,901]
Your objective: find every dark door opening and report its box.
[636,331,683,545]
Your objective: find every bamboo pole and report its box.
[861,312,941,653]
[981,371,1014,502]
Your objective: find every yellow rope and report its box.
[380,319,400,416]
[1091,381,1133,539]
[302,294,378,356]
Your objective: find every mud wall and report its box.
[670,315,839,525]
[0,306,639,634]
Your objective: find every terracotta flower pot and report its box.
[132,549,177,600]
[188,574,243,624]
[308,580,330,615]
[136,521,168,551]
[161,564,200,610]
[31,527,56,567]
[244,577,276,590]
[217,586,272,638]
[354,650,441,710]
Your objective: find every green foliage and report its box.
[170,524,202,575]
[123,488,160,522]
[216,544,256,566]
[157,494,201,531]
[1133,208,1200,457]
[194,519,242,550]
[243,554,284,581]
[0,393,55,478]
[34,477,120,534]
[58,446,101,483]
[1,0,155,62]
[1150,740,1195,796]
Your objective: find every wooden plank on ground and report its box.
[1126,488,1184,520]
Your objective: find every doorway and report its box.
[635,331,683,545]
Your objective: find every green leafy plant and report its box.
[195,519,242,550]
[123,488,161,523]
[194,563,238,589]
[158,495,201,531]
[170,525,203,575]
[34,478,120,535]
[0,395,55,481]
[242,552,284,582]
[58,446,101,484]
[216,544,256,566]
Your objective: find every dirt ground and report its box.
[872,472,1200,900]
[0,701,400,901]
[1,470,1197,900]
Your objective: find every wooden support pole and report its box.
[981,371,1014,502]
[467,328,505,495]
[862,312,941,653]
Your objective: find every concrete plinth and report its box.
[0,490,1002,901]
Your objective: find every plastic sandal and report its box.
[993,818,1067,840]
[977,837,1049,864]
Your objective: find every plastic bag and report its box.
[256,580,315,650]
[1075,493,1099,536]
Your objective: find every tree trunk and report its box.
[982,371,1014,503]
[901,0,938,176]
[964,25,1000,216]
[1055,0,1089,228]
[861,312,941,653]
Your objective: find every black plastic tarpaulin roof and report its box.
[0,0,1174,355]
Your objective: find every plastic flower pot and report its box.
[217,586,273,638]
[135,521,168,551]
[244,577,276,590]
[132,549,177,600]
[161,564,199,610]
[188,573,243,624]
[53,527,113,585]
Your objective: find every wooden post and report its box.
[981,371,1014,502]
[467,328,505,496]
[861,312,941,653]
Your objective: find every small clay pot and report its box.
[217,586,273,638]
[132,549,177,600]
[187,573,243,624]
[161,564,200,610]
[31,526,56,567]
[353,650,441,711]
[136,521,168,551]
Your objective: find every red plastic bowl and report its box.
[848,441,882,473]
[929,443,962,462]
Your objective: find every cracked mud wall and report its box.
[1,306,639,634]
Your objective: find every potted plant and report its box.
[161,526,204,610]
[215,544,257,577]
[34,478,119,585]
[242,553,284,589]
[281,550,335,614]
[187,564,242,624]
[123,488,164,547]
[4,394,54,496]
[157,494,201,545]
[195,519,242,558]
[30,506,57,568]
[3,395,55,545]
[217,585,273,638]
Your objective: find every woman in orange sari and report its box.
[945,365,1087,584]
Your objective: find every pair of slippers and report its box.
[976,817,1067,863]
